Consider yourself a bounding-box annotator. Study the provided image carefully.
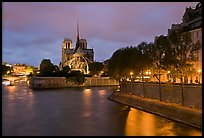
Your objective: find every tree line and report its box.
[107,29,201,104]
[107,29,201,83]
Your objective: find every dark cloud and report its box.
[2,2,198,66]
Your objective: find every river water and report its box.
[2,81,202,136]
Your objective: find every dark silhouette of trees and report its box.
[107,44,153,84]
[67,71,85,85]
[2,64,13,76]
[149,35,170,101]
[107,46,143,81]
[89,62,104,76]
[53,66,71,77]
[136,42,152,97]
[39,59,56,76]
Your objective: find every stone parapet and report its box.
[108,93,202,129]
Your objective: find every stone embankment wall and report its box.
[108,93,202,129]
[28,77,74,89]
[83,77,119,86]
[28,77,119,89]
[120,81,202,108]
[108,81,202,129]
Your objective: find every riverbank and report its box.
[28,77,119,89]
[108,92,202,129]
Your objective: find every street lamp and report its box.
[145,70,151,75]
[130,72,133,81]
[144,70,151,82]
[167,71,171,82]
[100,71,104,76]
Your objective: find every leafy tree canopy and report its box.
[89,62,104,76]
[39,59,56,76]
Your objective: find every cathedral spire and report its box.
[77,20,80,42]
[74,20,80,53]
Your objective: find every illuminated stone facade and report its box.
[13,64,33,76]
[165,2,202,84]
[60,24,94,74]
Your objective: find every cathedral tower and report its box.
[62,38,72,67]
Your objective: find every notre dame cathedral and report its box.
[59,23,94,74]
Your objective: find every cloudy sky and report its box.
[2,2,198,67]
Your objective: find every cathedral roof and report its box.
[75,47,85,54]
[64,49,74,54]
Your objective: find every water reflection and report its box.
[82,88,92,118]
[5,85,17,93]
[124,107,139,136]
[123,107,201,136]
[2,84,202,136]
[124,108,157,136]
[3,81,35,115]
[98,90,106,97]
[83,88,92,94]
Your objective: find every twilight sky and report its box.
[2,2,198,67]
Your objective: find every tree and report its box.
[89,62,104,76]
[67,71,85,85]
[136,42,153,78]
[62,66,71,74]
[147,36,170,101]
[2,64,13,76]
[107,46,142,81]
[39,59,56,76]
[25,66,34,75]
[168,30,201,105]
[54,65,60,72]
[136,42,152,97]
[107,48,124,80]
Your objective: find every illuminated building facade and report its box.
[2,62,12,67]
[166,2,202,83]
[13,64,33,76]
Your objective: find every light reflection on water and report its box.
[2,82,202,136]
[125,108,158,136]
[82,88,92,118]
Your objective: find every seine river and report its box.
[2,81,202,136]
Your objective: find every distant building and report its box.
[60,23,94,74]
[13,64,34,76]
[2,62,12,67]
[13,64,27,75]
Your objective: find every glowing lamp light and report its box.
[167,71,170,73]
[130,72,133,76]
[145,70,151,75]
[198,69,201,73]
